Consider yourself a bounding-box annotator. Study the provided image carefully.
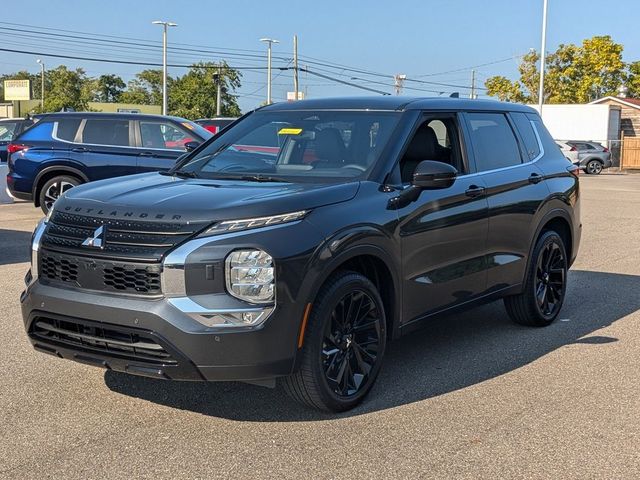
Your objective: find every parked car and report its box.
[6,112,212,213]
[22,97,580,412]
[555,141,579,164]
[566,141,612,174]
[194,117,237,135]
[0,117,35,163]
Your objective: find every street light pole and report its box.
[36,59,44,111]
[260,38,279,104]
[152,20,177,115]
[538,0,548,113]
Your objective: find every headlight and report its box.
[201,210,307,236]
[225,249,274,304]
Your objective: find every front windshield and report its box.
[0,122,19,141]
[175,110,401,182]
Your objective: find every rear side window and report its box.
[466,113,522,171]
[81,119,131,146]
[54,119,82,142]
[510,112,541,161]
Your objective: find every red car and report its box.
[194,117,237,135]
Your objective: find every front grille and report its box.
[42,211,208,262]
[39,250,162,295]
[30,316,176,365]
[41,255,79,283]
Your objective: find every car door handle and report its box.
[71,147,88,153]
[465,185,486,198]
[139,151,156,157]
[528,172,543,184]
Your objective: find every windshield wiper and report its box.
[161,169,199,179]
[210,173,289,183]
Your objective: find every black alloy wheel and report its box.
[504,230,568,327]
[534,240,566,319]
[322,289,383,397]
[282,271,387,412]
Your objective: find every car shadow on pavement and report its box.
[0,229,32,266]
[104,269,640,422]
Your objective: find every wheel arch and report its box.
[32,165,88,206]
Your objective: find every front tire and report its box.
[282,271,387,412]
[38,175,80,214]
[585,160,603,174]
[504,230,568,327]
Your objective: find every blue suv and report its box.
[6,112,211,213]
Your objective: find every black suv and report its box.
[6,112,211,213]
[21,97,581,412]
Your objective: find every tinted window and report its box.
[467,113,522,171]
[81,119,130,146]
[0,121,19,141]
[140,121,193,150]
[55,119,82,142]
[510,112,541,161]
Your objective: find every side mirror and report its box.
[184,141,201,152]
[412,160,457,189]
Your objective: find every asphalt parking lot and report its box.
[1,174,639,479]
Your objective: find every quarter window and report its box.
[140,121,193,150]
[81,119,130,146]
[510,112,541,161]
[467,113,522,171]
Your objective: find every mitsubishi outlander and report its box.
[21,97,581,412]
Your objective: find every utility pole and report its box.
[260,38,279,104]
[470,69,476,99]
[152,20,177,115]
[293,35,299,101]
[394,74,406,95]
[36,59,44,111]
[216,63,222,116]
[537,0,548,113]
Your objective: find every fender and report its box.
[32,162,90,199]
[297,224,402,341]
[520,206,575,293]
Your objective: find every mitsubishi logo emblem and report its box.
[82,225,107,249]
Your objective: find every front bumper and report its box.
[21,281,300,382]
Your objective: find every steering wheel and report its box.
[341,164,367,172]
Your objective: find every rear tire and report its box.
[585,160,603,175]
[38,175,81,214]
[282,271,387,412]
[504,230,568,327]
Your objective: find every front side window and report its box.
[140,121,195,150]
[177,110,401,182]
[81,119,130,147]
[467,113,522,171]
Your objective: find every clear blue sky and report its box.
[1,0,639,112]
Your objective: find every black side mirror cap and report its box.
[184,141,201,152]
[412,160,457,189]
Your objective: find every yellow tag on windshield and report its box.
[278,127,303,135]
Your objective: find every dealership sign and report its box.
[3,79,32,100]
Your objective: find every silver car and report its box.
[567,141,612,174]
[556,141,579,164]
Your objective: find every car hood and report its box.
[57,173,360,224]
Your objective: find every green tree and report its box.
[120,69,166,105]
[169,62,241,119]
[485,35,626,103]
[624,61,640,97]
[88,74,126,103]
[41,66,91,112]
